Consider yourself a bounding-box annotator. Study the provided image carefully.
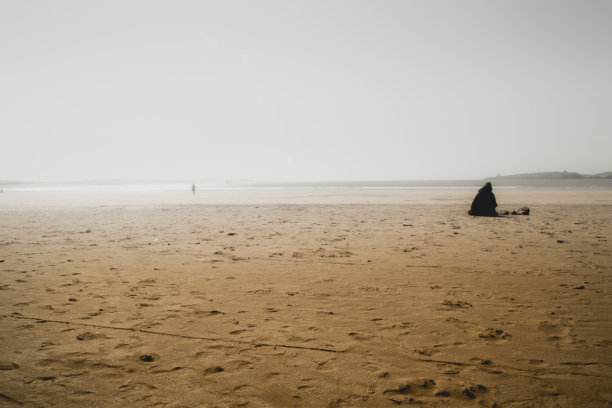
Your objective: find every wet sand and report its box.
[1,189,611,407]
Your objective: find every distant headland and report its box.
[487,171,612,180]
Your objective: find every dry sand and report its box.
[1,188,611,407]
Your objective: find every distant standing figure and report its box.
[192,184,196,194]
[468,182,498,217]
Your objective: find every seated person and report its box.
[468,182,498,217]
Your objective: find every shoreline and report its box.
[2,186,612,210]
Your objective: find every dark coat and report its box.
[469,182,497,216]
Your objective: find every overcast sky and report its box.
[1,0,611,182]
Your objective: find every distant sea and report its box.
[1,179,611,210]
[3,178,612,193]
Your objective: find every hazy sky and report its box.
[1,1,611,182]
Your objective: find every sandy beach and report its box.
[1,188,611,407]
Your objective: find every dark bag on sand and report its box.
[511,207,530,215]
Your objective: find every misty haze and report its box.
[1,0,611,183]
[1,1,611,407]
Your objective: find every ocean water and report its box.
[1,180,611,210]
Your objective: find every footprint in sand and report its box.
[265,372,281,380]
[0,393,23,405]
[478,328,511,341]
[203,366,224,375]
[194,310,224,317]
[348,332,375,341]
[392,321,414,329]
[76,332,106,341]
[37,341,55,351]
[538,321,572,342]
[415,346,446,356]
[383,378,491,405]
[469,358,504,375]
[315,359,335,371]
[118,383,157,393]
[442,300,472,310]
[226,360,252,370]
[0,362,19,370]
[327,394,369,407]
[383,379,437,396]
[139,353,160,362]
